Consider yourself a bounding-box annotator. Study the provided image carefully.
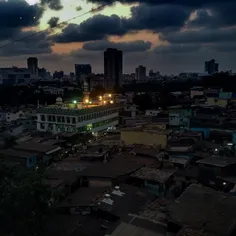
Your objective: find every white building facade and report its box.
[37,104,120,134]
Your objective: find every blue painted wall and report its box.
[26,155,37,168]
[182,109,192,117]
[232,133,236,144]
[219,92,232,100]
[191,127,210,139]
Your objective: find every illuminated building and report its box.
[36,97,119,134]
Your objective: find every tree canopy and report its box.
[0,160,52,236]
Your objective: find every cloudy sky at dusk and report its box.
[0,0,235,74]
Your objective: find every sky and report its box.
[0,0,235,74]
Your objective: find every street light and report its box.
[73,100,77,104]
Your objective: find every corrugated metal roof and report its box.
[110,222,162,236]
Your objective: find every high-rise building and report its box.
[53,71,64,79]
[75,64,92,82]
[135,65,146,80]
[27,57,38,76]
[104,48,123,90]
[205,59,219,75]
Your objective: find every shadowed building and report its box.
[104,48,123,90]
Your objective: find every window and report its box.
[40,115,45,121]
[67,117,70,123]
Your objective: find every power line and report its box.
[0,2,111,50]
[0,0,178,50]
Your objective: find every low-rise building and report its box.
[121,126,171,148]
[190,86,204,98]
[37,102,120,134]
[207,97,228,107]
[167,184,236,236]
[131,167,175,197]
[13,141,61,164]
[0,148,37,168]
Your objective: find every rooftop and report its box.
[131,167,175,183]
[168,184,236,236]
[196,156,236,167]
[121,126,172,135]
[50,157,90,172]
[177,228,215,236]
[97,184,155,218]
[37,104,120,116]
[58,187,108,208]
[44,213,114,236]
[13,141,60,154]
[79,155,157,178]
[137,198,171,223]
[0,148,37,159]
[131,146,160,158]
[109,222,163,236]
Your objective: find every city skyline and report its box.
[0,0,235,74]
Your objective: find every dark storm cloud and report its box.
[47,17,60,28]
[0,0,43,29]
[52,3,190,43]
[86,0,235,7]
[0,31,53,57]
[160,28,236,44]
[52,15,126,43]
[188,3,236,28]
[154,44,200,54]
[209,43,236,52]
[124,4,190,31]
[40,0,63,10]
[88,0,236,28]
[83,40,152,52]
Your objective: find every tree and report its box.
[4,136,16,148]
[133,93,153,110]
[0,160,52,236]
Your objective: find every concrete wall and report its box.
[219,92,232,100]
[190,90,204,98]
[169,113,180,126]
[145,110,161,116]
[88,178,112,188]
[191,127,210,139]
[207,97,228,107]
[121,130,167,148]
